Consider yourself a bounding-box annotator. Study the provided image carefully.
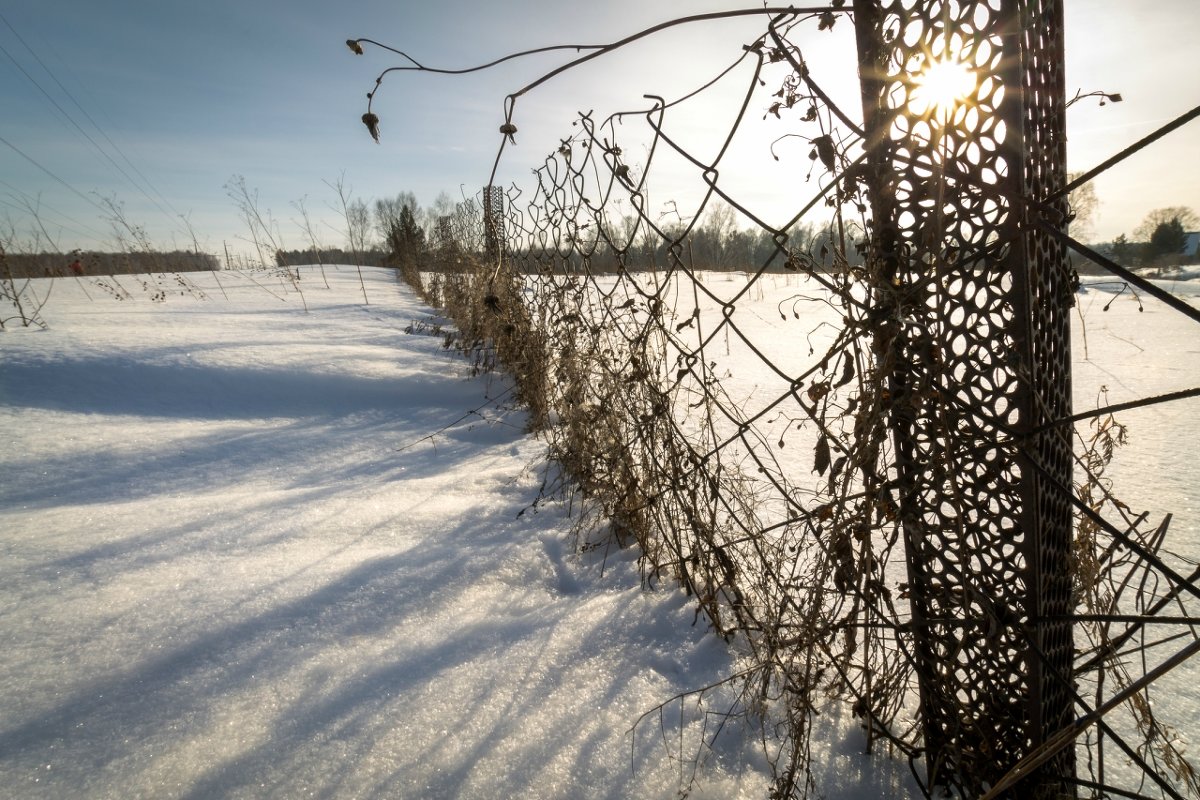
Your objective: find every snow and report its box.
[1076,276,1200,554]
[2,264,1196,798]
[0,268,881,799]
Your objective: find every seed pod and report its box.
[362,113,380,143]
[813,135,836,171]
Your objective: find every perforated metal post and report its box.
[853,1,1074,794]
[484,184,505,262]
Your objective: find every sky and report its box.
[2,0,1198,260]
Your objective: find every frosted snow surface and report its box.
[4,265,1195,799]
[0,268,922,799]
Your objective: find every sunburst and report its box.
[910,57,976,119]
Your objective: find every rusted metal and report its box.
[484,183,505,262]
[852,0,1075,794]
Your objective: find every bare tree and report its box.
[1134,206,1199,243]
[375,192,422,245]
[1066,172,1099,243]
[347,198,372,254]
[696,199,740,269]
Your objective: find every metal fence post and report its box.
[484,184,505,262]
[852,1,1075,794]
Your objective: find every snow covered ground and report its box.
[1075,273,1200,554]
[0,267,927,799]
[2,264,1196,798]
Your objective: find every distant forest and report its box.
[273,248,390,268]
[4,247,401,280]
[3,250,220,279]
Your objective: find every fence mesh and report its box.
[358,3,1200,797]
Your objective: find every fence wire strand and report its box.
[358,4,1200,797]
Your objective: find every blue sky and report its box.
[2,0,1198,258]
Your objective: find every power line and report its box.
[0,178,113,242]
[0,132,111,215]
[0,9,188,224]
[0,13,186,237]
[0,38,179,228]
[0,195,107,247]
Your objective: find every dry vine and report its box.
[353,4,1200,798]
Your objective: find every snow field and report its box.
[3,262,1195,798]
[1,268,784,799]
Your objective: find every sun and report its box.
[910,58,976,118]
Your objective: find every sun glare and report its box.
[911,58,976,118]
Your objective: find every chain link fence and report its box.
[358,3,1200,796]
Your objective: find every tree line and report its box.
[1101,206,1199,270]
[2,249,220,279]
[330,186,1198,278]
[364,188,849,276]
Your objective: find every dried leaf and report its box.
[361,113,380,143]
[813,135,837,171]
[814,434,831,475]
[830,455,847,481]
[836,354,855,387]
